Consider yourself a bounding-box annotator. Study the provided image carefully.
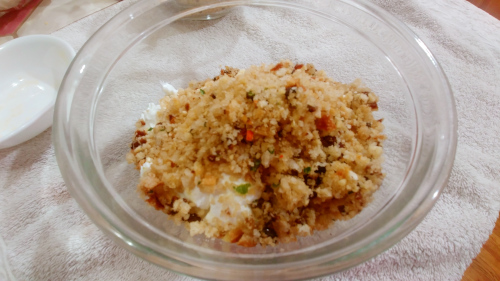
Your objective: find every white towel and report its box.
[0,0,499,280]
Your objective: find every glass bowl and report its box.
[53,0,457,280]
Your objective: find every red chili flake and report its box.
[294,64,304,70]
[140,120,146,126]
[279,154,284,159]
[135,130,146,137]
[185,104,190,111]
[169,115,176,124]
[320,135,336,147]
[315,115,336,131]
[368,102,378,110]
[130,141,140,149]
[170,162,177,168]
[246,130,254,142]
[271,63,283,72]
[139,138,147,144]
[146,195,164,210]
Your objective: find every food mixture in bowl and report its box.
[126,60,385,247]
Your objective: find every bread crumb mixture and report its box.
[127,60,385,247]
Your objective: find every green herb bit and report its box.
[234,183,250,194]
[197,181,201,185]
[268,148,275,154]
[246,91,256,99]
[271,183,280,188]
[200,89,206,95]
[204,122,207,127]
[148,127,153,131]
[250,159,261,171]
[303,167,311,174]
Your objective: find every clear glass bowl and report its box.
[53,0,457,280]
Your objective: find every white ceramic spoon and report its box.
[0,35,75,149]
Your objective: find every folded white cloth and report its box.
[0,0,499,280]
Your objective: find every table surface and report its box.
[462,214,500,280]
[467,0,500,20]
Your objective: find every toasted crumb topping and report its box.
[127,60,385,247]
